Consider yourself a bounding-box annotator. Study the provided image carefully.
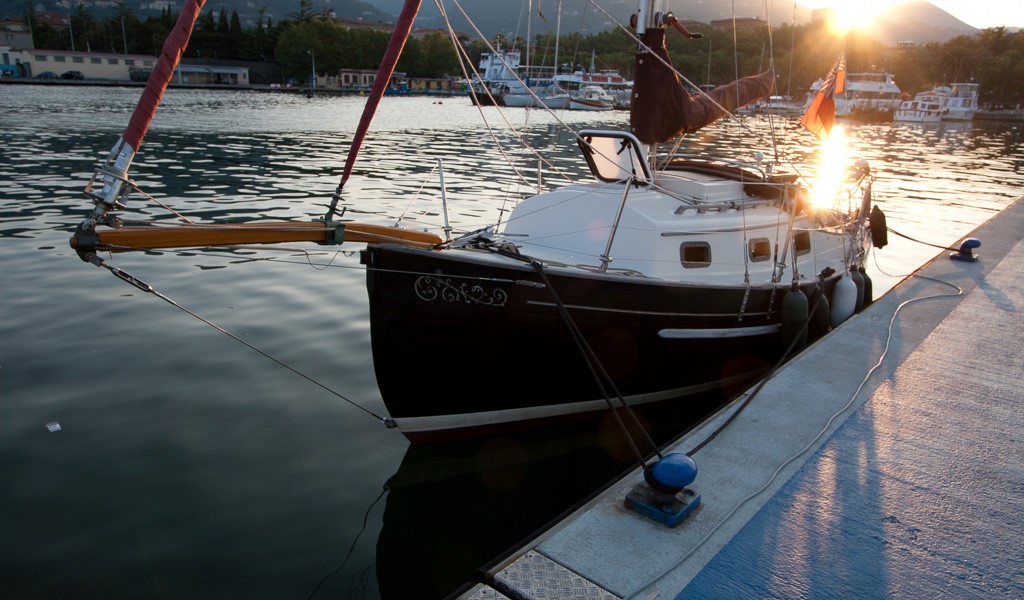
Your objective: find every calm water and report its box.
[1,85,1021,599]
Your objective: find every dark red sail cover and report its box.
[123,0,206,151]
[630,27,775,144]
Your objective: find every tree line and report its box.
[24,2,1024,107]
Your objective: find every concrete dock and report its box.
[456,196,1023,599]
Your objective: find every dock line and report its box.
[625,271,964,599]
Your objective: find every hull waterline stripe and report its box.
[392,372,758,434]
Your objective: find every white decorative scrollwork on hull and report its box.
[414,275,508,307]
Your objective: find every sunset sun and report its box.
[804,0,894,35]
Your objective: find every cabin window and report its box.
[72,57,83,63]
[90,58,101,64]
[794,231,811,256]
[55,56,66,62]
[125,59,135,66]
[35,55,47,61]
[748,238,771,262]
[680,242,711,268]
[108,58,118,65]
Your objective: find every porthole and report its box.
[748,238,771,262]
[680,242,711,268]
[794,231,811,256]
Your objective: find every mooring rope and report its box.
[527,259,662,465]
[628,273,964,599]
[886,226,965,251]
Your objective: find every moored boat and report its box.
[804,71,902,121]
[500,82,571,109]
[894,87,950,123]
[468,45,521,106]
[740,95,805,116]
[581,65,633,109]
[568,85,614,110]
[943,82,980,121]
[69,0,885,444]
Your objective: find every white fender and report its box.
[830,272,857,327]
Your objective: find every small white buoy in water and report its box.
[830,271,857,327]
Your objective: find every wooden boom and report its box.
[70,221,443,253]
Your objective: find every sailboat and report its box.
[499,0,573,110]
[802,71,903,121]
[70,0,883,443]
[942,82,979,121]
[568,84,615,110]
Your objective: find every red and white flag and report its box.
[801,50,847,140]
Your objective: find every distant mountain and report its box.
[871,1,981,44]
[0,0,983,44]
[370,0,812,36]
[1,0,392,27]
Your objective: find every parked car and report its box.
[36,71,57,79]
[61,70,85,80]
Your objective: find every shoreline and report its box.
[0,76,468,97]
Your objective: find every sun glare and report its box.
[809,125,849,209]
[807,0,895,35]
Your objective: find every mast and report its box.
[329,0,423,219]
[525,0,531,80]
[553,0,561,79]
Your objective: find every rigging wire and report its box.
[627,272,964,599]
[527,258,662,465]
[445,0,640,186]
[82,252,396,428]
[441,0,575,187]
[393,161,441,227]
[732,1,740,105]
[759,0,783,165]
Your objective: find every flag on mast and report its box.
[801,50,846,140]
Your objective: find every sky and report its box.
[800,1,1024,30]
[928,1,1023,29]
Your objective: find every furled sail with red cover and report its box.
[124,0,206,152]
[630,27,775,144]
[338,0,423,193]
[92,0,206,212]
